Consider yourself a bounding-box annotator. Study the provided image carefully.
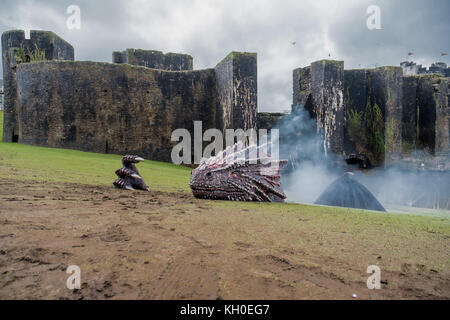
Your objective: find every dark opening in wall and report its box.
[345,153,372,169]
[12,134,19,143]
[25,55,30,63]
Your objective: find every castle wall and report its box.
[415,75,449,155]
[214,52,257,133]
[13,51,257,162]
[214,54,233,131]
[368,67,403,164]
[401,76,418,154]
[293,61,449,166]
[292,66,312,111]
[16,61,216,162]
[112,49,193,71]
[343,69,368,155]
[448,81,450,145]
[1,30,74,142]
[435,78,449,154]
[310,60,345,155]
[416,75,439,153]
[256,112,285,131]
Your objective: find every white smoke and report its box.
[277,107,450,213]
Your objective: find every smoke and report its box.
[358,165,450,211]
[277,107,450,211]
[276,106,345,204]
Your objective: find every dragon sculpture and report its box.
[189,142,288,202]
[113,155,150,191]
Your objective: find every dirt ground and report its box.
[0,179,449,300]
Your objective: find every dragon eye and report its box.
[206,172,212,176]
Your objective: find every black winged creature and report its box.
[113,155,150,191]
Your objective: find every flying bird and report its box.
[291,41,296,45]
[442,52,448,56]
[408,52,414,56]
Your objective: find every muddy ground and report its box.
[0,179,449,299]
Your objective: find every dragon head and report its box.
[189,142,288,202]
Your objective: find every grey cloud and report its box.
[1,0,449,112]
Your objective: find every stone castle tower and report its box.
[1,30,74,142]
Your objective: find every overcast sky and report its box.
[1,0,449,112]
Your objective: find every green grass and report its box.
[0,110,190,193]
[0,142,191,192]
[0,111,3,141]
[0,109,449,223]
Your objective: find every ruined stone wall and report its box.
[343,69,368,156]
[16,61,216,162]
[401,76,419,154]
[1,30,74,142]
[368,67,403,164]
[214,52,257,133]
[1,28,258,162]
[10,42,257,162]
[292,60,346,156]
[448,81,450,146]
[415,74,449,154]
[398,74,449,156]
[310,60,345,155]
[232,53,257,132]
[435,78,449,155]
[113,49,193,71]
[293,60,450,166]
[214,54,233,132]
[342,68,390,165]
[292,66,312,111]
[256,112,285,131]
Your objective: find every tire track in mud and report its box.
[147,234,221,299]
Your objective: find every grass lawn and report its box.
[0,110,3,141]
[0,111,191,193]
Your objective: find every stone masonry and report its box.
[293,61,449,166]
[2,30,257,163]
[1,30,74,142]
[112,49,193,71]
[2,29,448,168]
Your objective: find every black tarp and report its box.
[315,173,386,212]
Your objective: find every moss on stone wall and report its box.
[13,44,46,63]
[16,61,218,161]
[347,109,365,149]
[14,51,258,162]
[365,100,385,163]
[256,112,285,130]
